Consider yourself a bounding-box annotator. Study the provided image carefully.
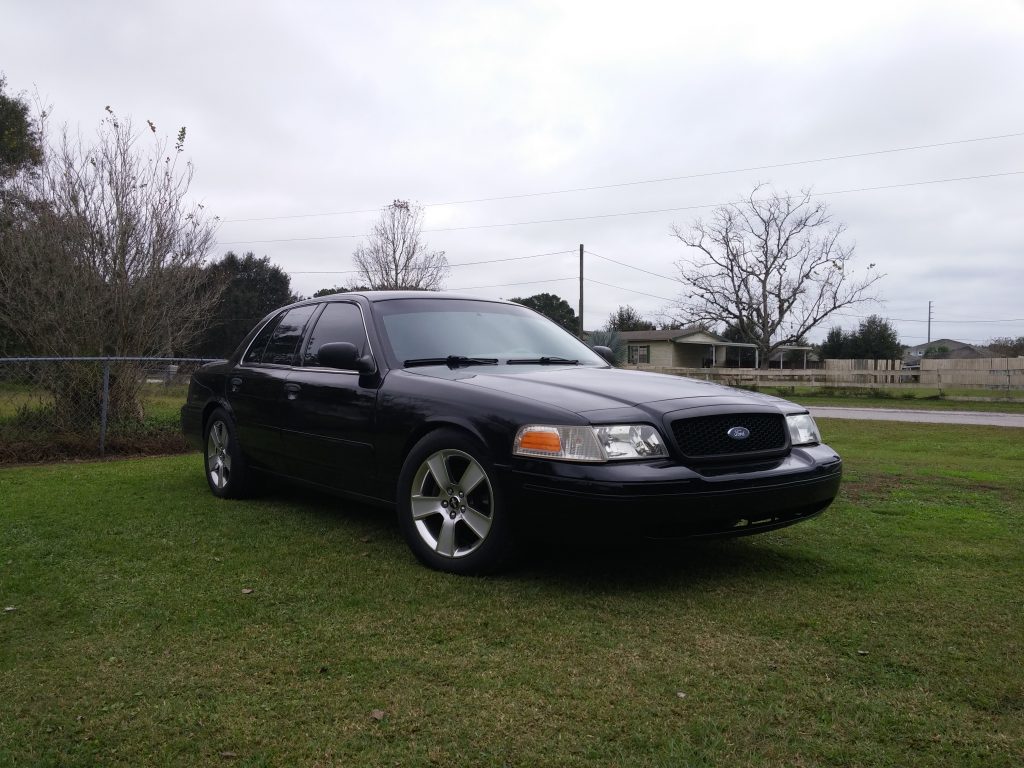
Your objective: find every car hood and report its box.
[405,365,794,416]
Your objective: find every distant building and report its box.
[617,328,814,369]
[902,338,992,369]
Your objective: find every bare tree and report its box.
[351,200,448,290]
[0,109,220,421]
[670,185,882,367]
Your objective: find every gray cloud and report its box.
[3,0,1023,345]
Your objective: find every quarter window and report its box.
[303,302,369,366]
[261,305,317,366]
[242,315,281,364]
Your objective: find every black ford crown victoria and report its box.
[182,292,842,573]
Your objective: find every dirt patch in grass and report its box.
[0,428,190,464]
[839,475,905,502]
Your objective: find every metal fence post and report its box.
[99,361,110,456]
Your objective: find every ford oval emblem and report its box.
[727,426,750,441]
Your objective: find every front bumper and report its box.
[498,443,842,537]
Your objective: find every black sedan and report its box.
[181,292,842,574]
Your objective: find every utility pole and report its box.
[578,244,584,339]
[927,300,933,345]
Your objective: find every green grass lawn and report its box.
[1,421,1022,766]
[792,395,1024,413]
[754,386,1024,413]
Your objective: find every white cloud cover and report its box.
[3,0,1023,344]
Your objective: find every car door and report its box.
[281,301,380,497]
[230,304,317,468]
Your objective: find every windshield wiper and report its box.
[404,355,499,368]
[506,356,580,365]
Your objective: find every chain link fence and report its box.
[0,357,220,464]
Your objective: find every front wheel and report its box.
[397,429,515,574]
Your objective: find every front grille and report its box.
[671,412,788,460]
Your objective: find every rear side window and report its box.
[260,305,317,366]
[303,302,368,366]
[242,315,281,364]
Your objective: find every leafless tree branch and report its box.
[0,109,220,420]
[351,200,448,291]
[669,184,882,366]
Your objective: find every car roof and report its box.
[303,290,510,304]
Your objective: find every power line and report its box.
[276,254,1021,328]
[447,276,578,291]
[220,130,1024,223]
[429,132,1024,206]
[585,250,678,282]
[584,277,677,303]
[585,251,1015,325]
[216,170,1024,246]
[450,249,576,267]
[932,318,1024,324]
[288,274,360,280]
[831,311,1024,324]
[573,284,1021,325]
[224,205,383,224]
[899,335,998,343]
[285,249,577,275]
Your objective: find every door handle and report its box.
[284,382,301,400]
[229,377,243,393]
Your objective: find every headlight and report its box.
[513,424,668,462]
[594,425,667,459]
[786,413,821,446]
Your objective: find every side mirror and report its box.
[592,345,616,365]
[316,342,376,373]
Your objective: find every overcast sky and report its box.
[4,0,1023,345]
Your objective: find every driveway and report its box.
[808,406,1024,428]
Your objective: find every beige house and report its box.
[619,328,813,369]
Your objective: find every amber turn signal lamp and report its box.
[517,429,562,453]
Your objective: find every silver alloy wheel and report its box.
[409,448,494,559]
[206,419,233,491]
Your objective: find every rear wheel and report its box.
[397,429,515,574]
[204,408,254,498]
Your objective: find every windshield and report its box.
[374,298,607,367]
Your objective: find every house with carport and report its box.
[619,328,814,369]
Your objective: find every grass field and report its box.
[755,386,1024,413]
[1,420,1022,766]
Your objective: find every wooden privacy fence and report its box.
[920,358,1024,388]
[625,365,899,387]
[627,357,1024,390]
[823,359,904,385]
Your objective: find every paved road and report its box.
[808,406,1024,428]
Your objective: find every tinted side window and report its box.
[303,302,368,366]
[242,315,282,364]
[261,305,317,366]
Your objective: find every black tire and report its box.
[203,408,254,499]
[397,428,516,575]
